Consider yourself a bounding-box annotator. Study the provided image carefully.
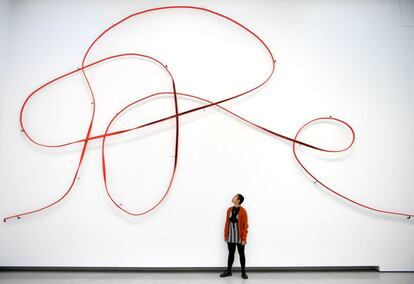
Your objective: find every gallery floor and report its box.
[1,271,414,284]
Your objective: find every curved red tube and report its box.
[3,6,412,222]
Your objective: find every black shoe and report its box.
[241,272,248,279]
[220,270,232,277]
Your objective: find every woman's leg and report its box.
[236,243,246,273]
[227,242,237,271]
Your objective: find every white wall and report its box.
[0,0,413,272]
[0,0,10,88]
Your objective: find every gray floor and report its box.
[1,271,414,284]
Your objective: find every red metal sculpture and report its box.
[3,6,412,222]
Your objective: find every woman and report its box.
[220,193,249,279]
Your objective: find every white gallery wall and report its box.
[0,0,413,272]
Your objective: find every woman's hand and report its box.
[241,241,246,245]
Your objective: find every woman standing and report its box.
[220,194,249,279]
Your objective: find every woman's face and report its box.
[232,195,239,205]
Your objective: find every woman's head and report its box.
[232,193,244,206]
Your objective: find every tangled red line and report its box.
[3,6,412,222]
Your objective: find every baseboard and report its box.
[0,266,380,272]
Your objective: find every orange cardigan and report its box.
[224,206,249,242]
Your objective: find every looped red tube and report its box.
[3,6,413,222]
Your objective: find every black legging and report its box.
[227,242,246,272]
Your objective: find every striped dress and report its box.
[227,207,241,244]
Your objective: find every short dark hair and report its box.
[237,194,244,204]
